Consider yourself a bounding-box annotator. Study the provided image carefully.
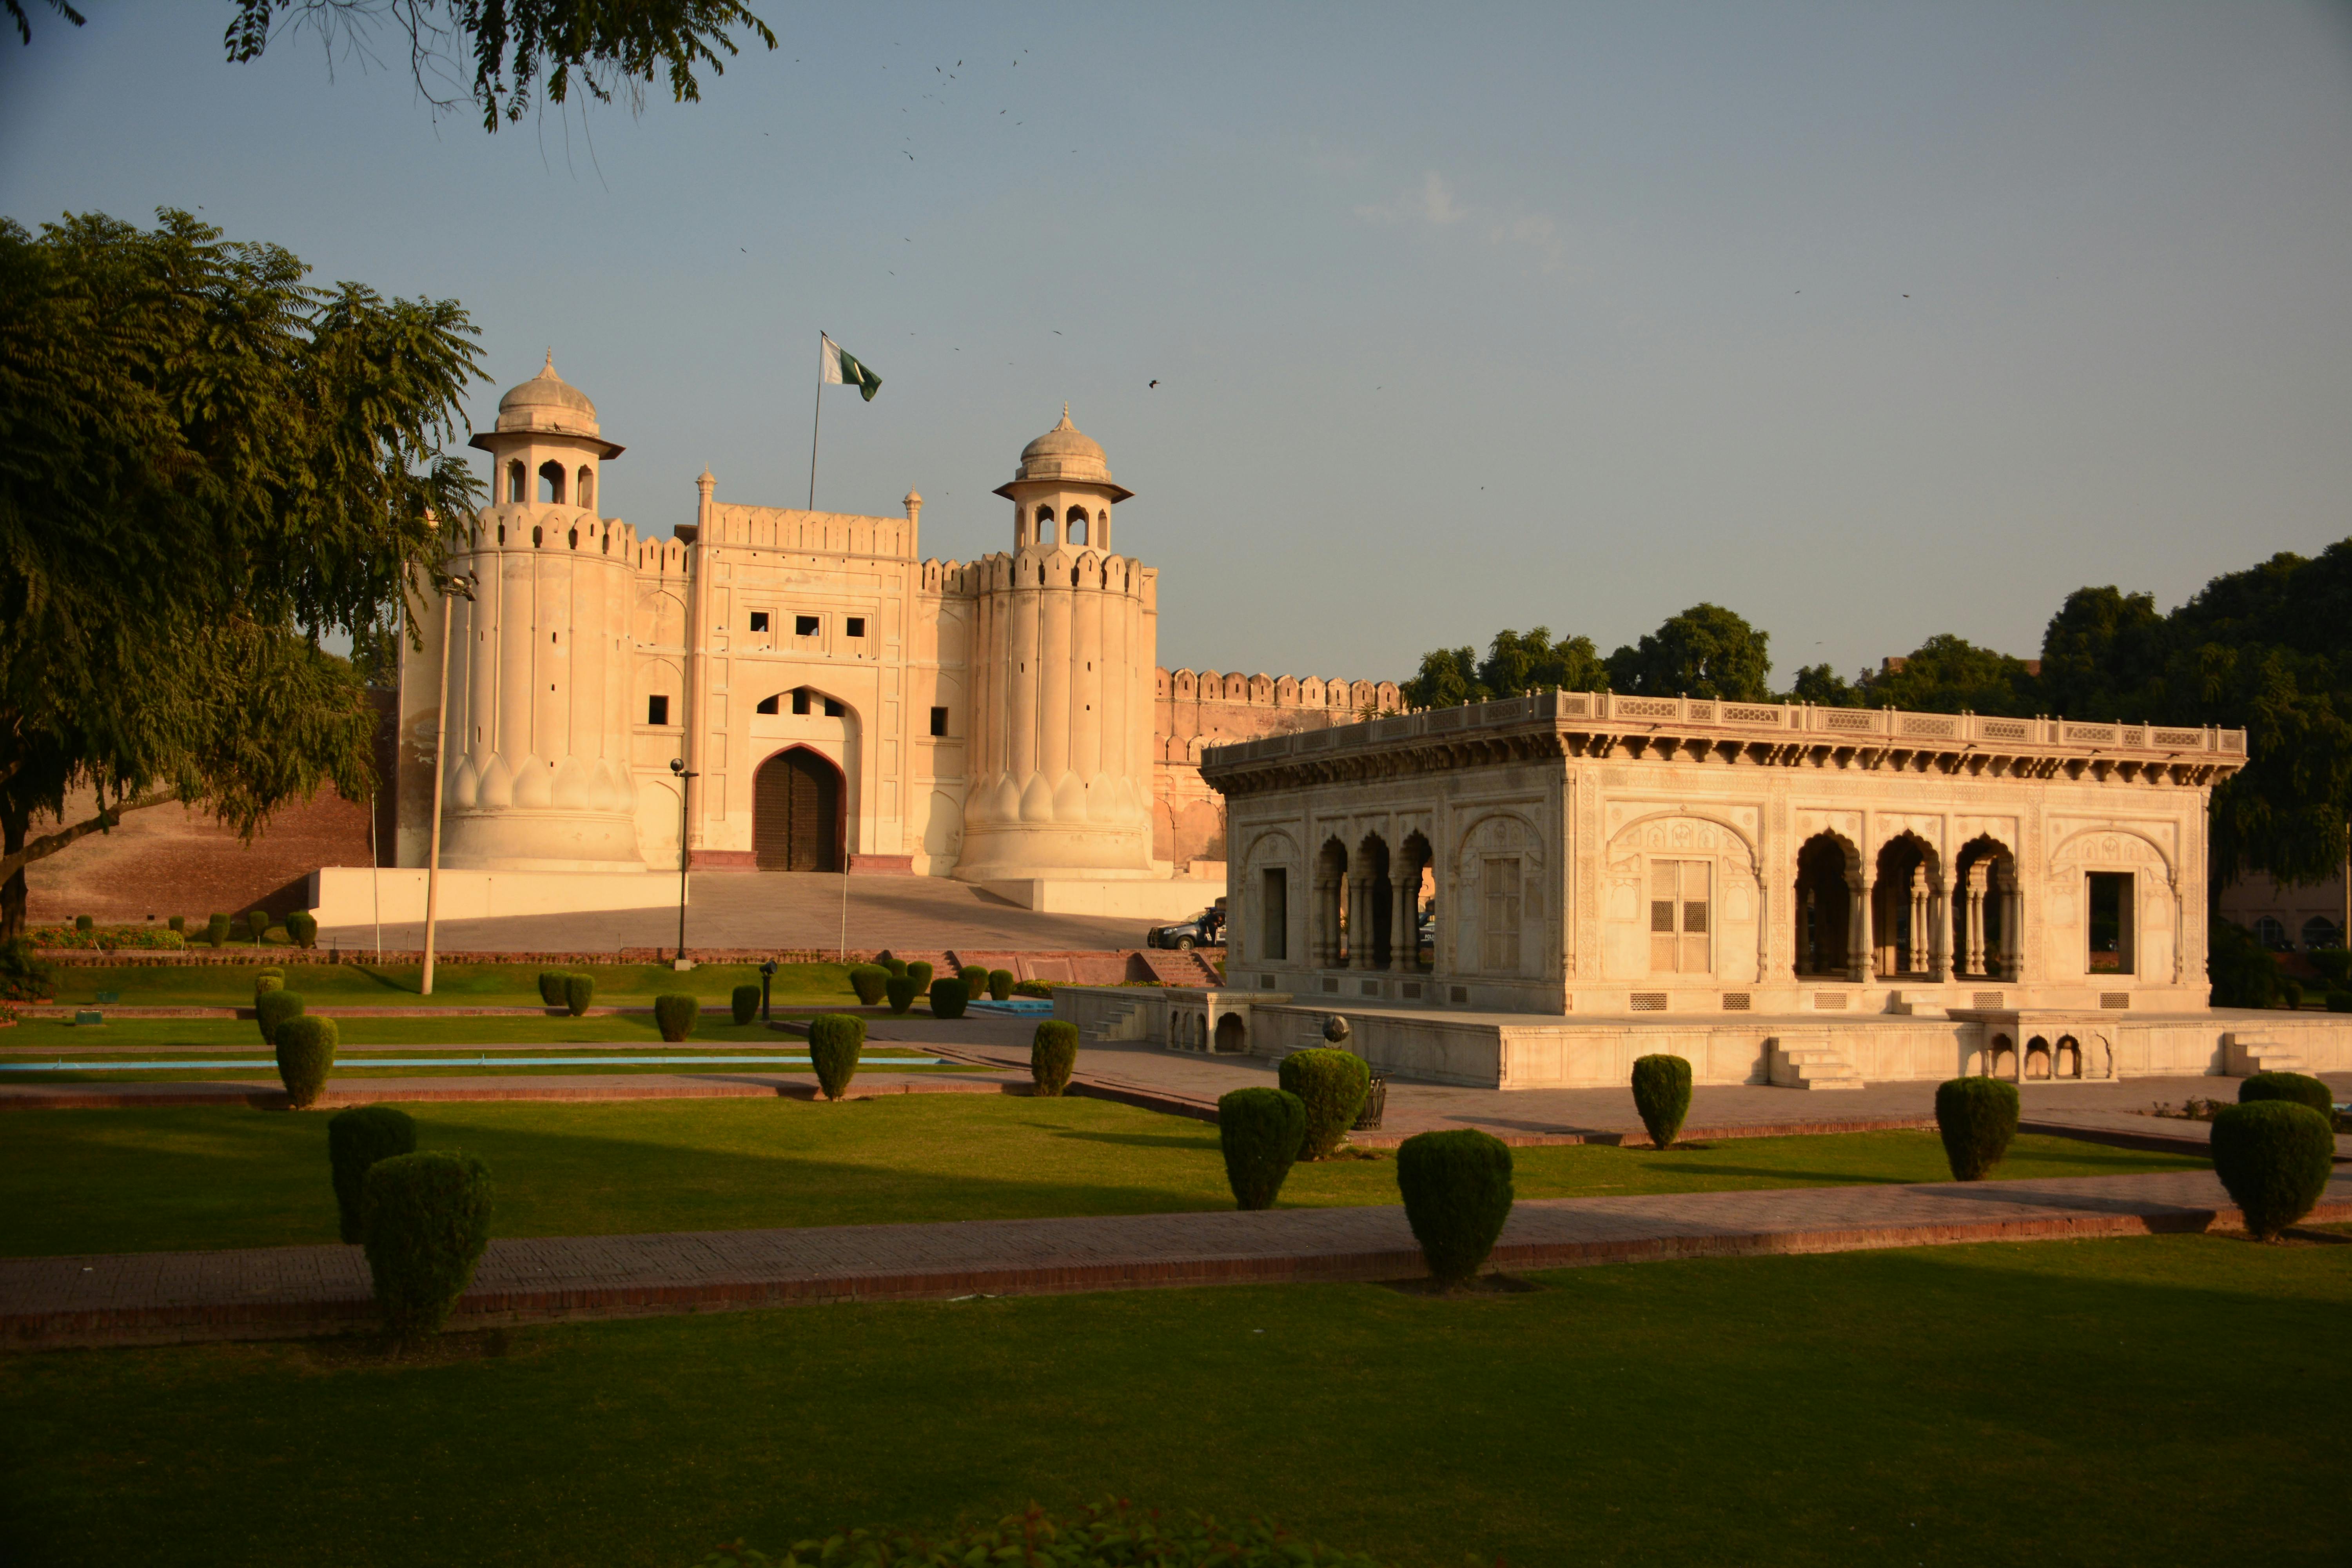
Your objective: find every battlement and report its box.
[1158,668,1402,714]
[700,504,914,559]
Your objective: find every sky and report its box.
[5,2,2351,689]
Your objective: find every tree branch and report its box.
[0,787,183,883]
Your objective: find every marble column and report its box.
[1392,869,1417,974]
[1852,879,1873,981]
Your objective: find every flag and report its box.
[820,334,883,401]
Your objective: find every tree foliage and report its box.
[1398,626,1606,710]
[0,209,483,933]
[1603,603,1772,701]
[220,1,777,132]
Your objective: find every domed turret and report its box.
[477,352,624,457]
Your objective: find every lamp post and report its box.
[759,959,777,1023]
[668,758,698,967]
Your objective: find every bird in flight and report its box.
[1149,380,1158,388]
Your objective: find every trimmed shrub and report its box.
[808,1013,866,1100]
[1630,1053,1694,1150]
[537,971,566,1007]
[1279,1047,1372,1159]
[987,968,1014,1000]
[327,1105,416,1243]
[2329,990,2352,1014]
[205,913,231,948]
[847,965,889,1005]
[2309,948,2352,987]
[686,1500,1385,1568]
[883,976,918,1015]
[245,909,270,944]
[1396,1128,1515,1285]
[653,993,699,1042]
[1218,1087,1307,1210]
[255,973,284,1000]
[285,911,318,949]
[2207,916,2281,1008]
[1031,1019,1080,1096]
[1013,978,1054,998]
[882,956,909,978]
[73,913,93,933]
[731,984,761,1026]
[362,1151,493,1342]
[563,973,593,1016]
[907,960,935,992]
[274,1016,338,1108]
[1935,1076,2021,1181]
[258,966,285,982]
[930,977,970,1019]
[958,964,989,992]
[2282,979,2305,1009]
[2239,1071,2334,1114]
[167,915,185,934]
[2210,1100,2336,1240]
[256,988,305,1046]
[0,937,56,1002]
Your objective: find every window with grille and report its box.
[1649,860,1711,973]
[1481,857,1522,973]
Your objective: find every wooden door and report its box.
[753,750,840,871]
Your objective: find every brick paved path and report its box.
[9,1169,2347,1349]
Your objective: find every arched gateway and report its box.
[753,748,843,871]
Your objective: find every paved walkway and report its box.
[8,1169,2346,1348]
[316,872,1196,954]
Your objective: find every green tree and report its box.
[2039,586,2170,722]
[13,3,776,134]
[1858,633,2040,716]
[1399,646,1487,710]
[0,209,483,935]
[1787,662,1863,706]
[1478,626,1608,697]
[1605,603,1773,701]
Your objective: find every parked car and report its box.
[1146,906,1225,950]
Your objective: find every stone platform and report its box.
[1055,985,2352,1090]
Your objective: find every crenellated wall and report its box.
[1154,668,1403,870]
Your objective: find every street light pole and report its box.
[669,758,698,967]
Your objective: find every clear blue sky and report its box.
[6,3,2350,688]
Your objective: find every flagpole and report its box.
[808,329,825,510]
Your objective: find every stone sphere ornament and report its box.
[1323,1014,1352,1044]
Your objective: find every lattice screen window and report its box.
[1481,857,1522,973]
[1649,860,1711,974]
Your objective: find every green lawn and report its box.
[3,1232,2345,1567]
[0,1098,2203,1255]
[27,960,869,1009]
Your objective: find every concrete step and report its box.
[1769,1039,1866,1091]
[2223,1034,2306,1076]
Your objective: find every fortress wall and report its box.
[1152,668,1403,868]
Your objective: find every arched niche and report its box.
[1600,811,1757,984]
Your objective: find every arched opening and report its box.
[2053,1034,2082,1079]
[1872,834,1940,979]
[1066,506,1089,546]
[1033,504,1055,546]
[1400,830,1435,972]
[1990,1033,2016,1079]
[577,466,595,510]
[1357,834,1394,970]
[752,747,843,871]
[1316,838,1350,967]
[1214,1014,1246,1054]
[1794,834,1856,979]
[506,460,526,505]
[537,461,567,505]
[2253,916,2288,949]
[2303,915,2341,951]
[2024,1035,2052,1080]
[1952,835,2018,980]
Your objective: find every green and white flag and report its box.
[820,334,883,401]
